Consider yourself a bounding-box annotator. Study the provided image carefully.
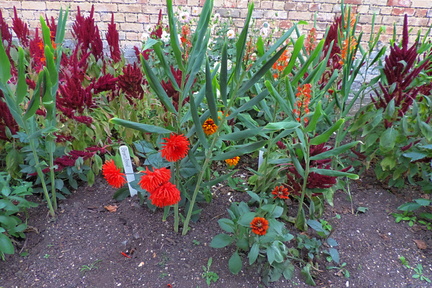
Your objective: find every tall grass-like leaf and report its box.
[228,89,269,120]
[309,168,358,179]
[309,118,345,145]
[212,140,267,161]
[110,118,172,134]
[153,43,180,92]
[205,59,218,124]
[234,2,254,79]
[140,56,177,114]
[220,41,228,106]
[0,34,11,84]
[292,39,324,85]
[16,47,27,104]
[189,93,209,150]
[166,0,184,71]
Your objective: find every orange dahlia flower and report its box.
[160,133,190,162]
[138,167,171,192]
[271,185,290,199]
[149,182,181,207]
[250,217,269,236]
[202,118,218,136]
[102,159,127,188]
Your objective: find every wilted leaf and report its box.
[104,204,118,212]
[413,239,427,250]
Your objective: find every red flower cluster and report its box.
[304,28,317,55]
[106,13,121,63]
[117,63,146,104]
[138,167,180,208]
[102,159,127,189]
[250,217,269,236]
[272,50,290,79]
[160,133,190,162]
[293,83,312,123]
[72,5,103,59]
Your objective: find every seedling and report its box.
[43,254,50,259]
[193,239,201,246]
[202,257,219,286]
[80,259,102,273]
[399,256,431,283]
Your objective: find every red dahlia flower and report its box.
[160,133,190,162]
[138,167,171,192]
[149,182,181,208]
[102,159,127,188]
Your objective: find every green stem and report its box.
[295,137,310,230]
[173,161,181,233]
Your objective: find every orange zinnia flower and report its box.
[160,133,190,162]
[149,182,181,207]
[250,217,269,236]
[102,159,127,188]
[271,185,290,199]
[202,118,218,136]
[225,156,240,167]
[138,167,171,192]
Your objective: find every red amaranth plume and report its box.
[117,63,145,104]
[45,15,57,41]
[106,13,121,63]
[134,9,164,61]
[72,5,103,59]
[372,14,430,128]
[0,91,19,140]
[0,10,13,51]
[12,7,30,47]
[320,15,342,86]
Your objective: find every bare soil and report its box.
[1,161,431,288]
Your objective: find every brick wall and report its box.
[1,0,431,52]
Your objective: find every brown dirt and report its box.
[0,165,431,288]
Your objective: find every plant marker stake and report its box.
[119,145,137,196]
[258,149,264,169]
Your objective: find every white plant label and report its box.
[119,145,137,196]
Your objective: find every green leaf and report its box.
[238,211,256,227]
[234,2,254,79]
[16,48,28,104]
[166,0,184,71]
[403,151,427,162]
[397,202,421,212]
[264,121,300,131]
[0,33,11,84]
[310,141,361,161]
[329,248,340,264]
[212,140,267,161]
[309,168,359,179]
[218,218,235,233]
[110,118,172,134]
[301,263,316,286]
[283,262,295,280]
[309,118,345,145]
[220,127,264,141]
[205,59,218,125]
[0,233,14,254]
[112,187,129,201]
[228,251,242,274]
[379,127,398,152]
[304,102,323,133]
[248,243,260,265]
[307,219,328,235]
[140,56,177,113]
[189,93,209,150]
[210,233,233,248]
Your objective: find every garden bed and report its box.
[1,166,431,288]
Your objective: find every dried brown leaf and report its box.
[413,239,427,250]
[104,204,118,212]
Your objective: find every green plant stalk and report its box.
[174,161,181,233]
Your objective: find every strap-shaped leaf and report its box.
[310,118,345,145]
[24,70,44,121]
[0,33,11,84]
[310,141,360,161]
[304,102,323,133]
[205,59,218,125]
[220,127,264,141]
[228,89,269,120]
[153,43,180,92]
[16,47,28,104]
[140,55,176,114]
[234,2,254,79]
[189,93,209,150]
[212,140,267,161]
[110,118,172,134]
[292,39,324,85]
[309,168,359,179]
[166,0,184,71]
[220,41,228,107]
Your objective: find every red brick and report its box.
[392,7,415,15]
[345,0,362,4]
[387,0,411,7]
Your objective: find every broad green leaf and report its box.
[110,118,172,134]
[210,233,233,248]
[301,263,316,286]
[309,168,359,179]
[218,218,235,233]
[228,251,242,274]
[380,155,396,170]
[379,127,398,152]
[310,118,345,145]
[264,121,299,131]
[283,262,295,280]
[397,202,421,212]
[329,247,340,264]
[248,243,260,265]
[310,141,361,161]
[403,151,426,162]
[212,140,267,161]
[307,219,328,235]
[0,233,14,254]
[237,211,256,227]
